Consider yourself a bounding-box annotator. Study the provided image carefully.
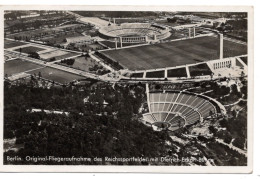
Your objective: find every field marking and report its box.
[23,66,46,74]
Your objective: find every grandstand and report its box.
[142,87,224,131]
[99,23,171,44]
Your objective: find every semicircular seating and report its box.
[142,91,218,131]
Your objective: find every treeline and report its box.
[60,58,75,66]
[95,52,124,70]
[5,14,76,34]
[4,82,171,165]
[73,11,158,18]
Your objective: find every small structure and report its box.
[191,127,212,137]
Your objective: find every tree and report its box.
[167,17,178,23]
[28,52,40,59]
[232,137,245,149]
[208,126,217,135]
[49,57,56,62]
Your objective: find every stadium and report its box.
[99,23,171,44]
[143,86,226,131]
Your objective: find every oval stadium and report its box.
[99,23,171,43]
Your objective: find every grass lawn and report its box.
[79,43,105,52]
[4,40,27,49]
[40,50,68,60]
[14,46,45,54]
[130,72,144,78]
[240,56,247,65]
[146,70,165,78]
[189,63,213,77]
[27,67,85,84]
[40,50,78,61]
[167,67,187,78]
[4,59,43,77]
[53,52,79,61]
[41,32,84,44]
[70,56,99,71]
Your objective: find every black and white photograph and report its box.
[0,5,254,173]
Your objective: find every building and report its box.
[191,127,212,137]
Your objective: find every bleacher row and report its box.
[142,92,217,131]
[100,23,169,37]
[143,112,186,131]
[107,28,161,36]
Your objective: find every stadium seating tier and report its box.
[143,91,218,131]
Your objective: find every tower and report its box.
[154,34,157,40]
[115,38,117,49]
[219,33,223,59]
[119,37,122,48]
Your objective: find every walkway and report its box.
[224,98,247,107]
[215,138,247,157]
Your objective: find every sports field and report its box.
[14,46,45,54]
[4,59,43,77]
[62,56,100,72]
[40,50,68,60]
[27,67,85,84]
[4,40,27,49]
[40,50,78,61]
[101,36,247,70]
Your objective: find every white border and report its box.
[0,5,254,173]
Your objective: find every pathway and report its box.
[215,138,247,157]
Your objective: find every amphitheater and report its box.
[142,89,225,131]
[99,23,171,43]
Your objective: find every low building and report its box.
[191,127,213,137]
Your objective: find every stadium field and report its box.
[4,59,43,77]
[27,67,85,84]
[101,36,247,70]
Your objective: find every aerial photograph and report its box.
[3,10,248,166]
